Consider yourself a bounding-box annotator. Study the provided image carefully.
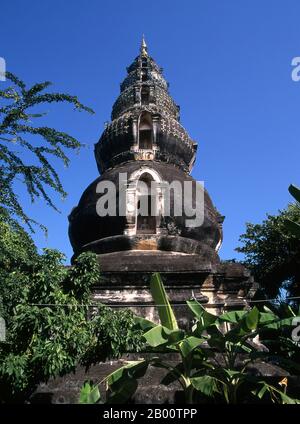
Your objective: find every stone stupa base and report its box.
[92,250,257,325]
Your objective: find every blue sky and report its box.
[1,0,300,263]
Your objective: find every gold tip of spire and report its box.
[140,34,148,56]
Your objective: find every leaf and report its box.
[288,184,300,203]
[278,392,300,404]
[252,382,300,404]
[150,273,178,330]
[191,375,220,397]
[160,363,185,386]
[179,336,204,358]
[258,312,277,325]
[186,298,205,319]
[234,307,259,333]
[106,360,150,404]
[263,305,275,314]
[79,381,101,404]
[285,219,300,238]
[133,316,156,331]
[161,327,185,344]
[252,384,268,400]
[106,360,148,388]
[260,316,296,330]
[218,310,247,324]
[187,299,216,331]
[245,307,259,330]
[206,326,225,351]
[224,307,260,342]
[143,325,168,347]
[106,379,138,404]
[282,304,296,318]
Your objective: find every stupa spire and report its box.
[140,34,148,56]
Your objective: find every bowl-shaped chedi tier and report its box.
[69,161,223,265]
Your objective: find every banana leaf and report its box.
[150,273,178,330]
[288,184,300,203]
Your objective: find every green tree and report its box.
[0,72,94,230]
[236,204,300,299]
[0,212,142,403]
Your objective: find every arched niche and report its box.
[124,167,164,236]
[141,85,150,105]
[138,112,153,149]
[136,172,157,234]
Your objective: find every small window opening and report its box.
[139,112,153,149]
[136,174,157,234]
[141,86,150,104]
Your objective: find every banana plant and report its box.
[256,302,300,377]
[81,273,300,404]
[189,305,300,403]
[99,273,209,404]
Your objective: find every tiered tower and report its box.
[68,38,255,319]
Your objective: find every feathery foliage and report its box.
[0,72,94,231]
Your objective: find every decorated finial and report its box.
[140,34,148,56]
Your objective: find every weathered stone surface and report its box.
[32,353,297,404]
[91,256,255,322]
[32,354,183,404]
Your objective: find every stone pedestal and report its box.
[92,251,257,323]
